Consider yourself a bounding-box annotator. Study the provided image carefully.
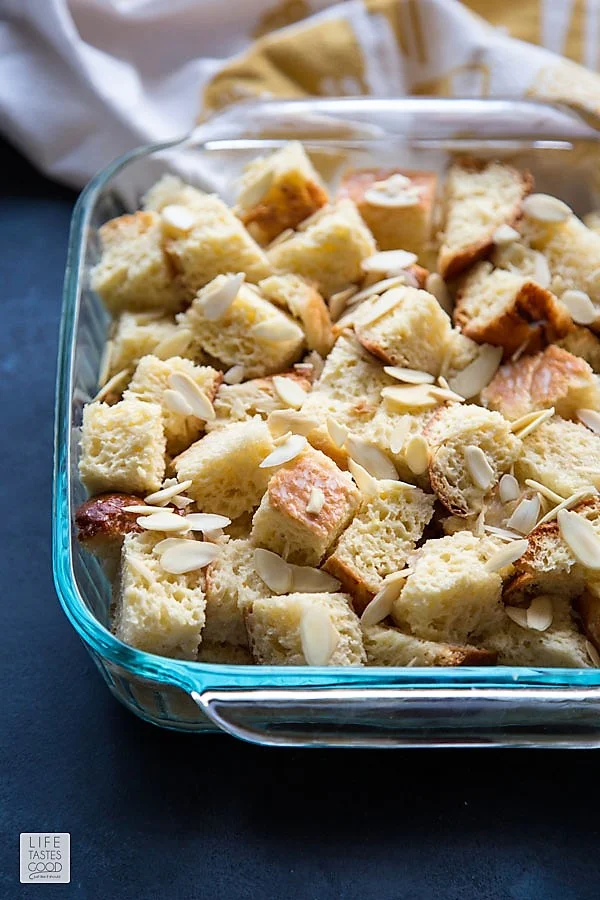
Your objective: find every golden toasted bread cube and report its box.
[207,372,312,432]
[259,274,333,356]
[515,416,600,498]
[557,326,600,373]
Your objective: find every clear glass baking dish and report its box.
[53,97,600,747]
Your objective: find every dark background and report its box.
[1,136,599,900]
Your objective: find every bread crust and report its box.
[75,492,146,543]
[322,554,375,614]
[241,180,328,246]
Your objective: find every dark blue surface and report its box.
[1,137,600,899]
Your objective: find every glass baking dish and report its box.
[53,97,600,747]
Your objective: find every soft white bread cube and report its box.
[174,418,275,519]
[165,193,272,293]
[354,286,452,375]
[337,167,437,259]
[91,211,184,315]
[245,592,366,666]
[480,596,591,667]
[300,335,395,464]
[197,642,254,664]
[251,447,361,566]
[424,404,521,516]
[112,532,206,660]
[323,482,435,612]
[124,355,222,456]
[267,199,376,298]
[79,398,166,496]
[142,175,209,213]
[236,142,329,245]
[514,416,600,497]
[453,261,571,359]
[259,274,334,356]
[481,345,600,421]
[362,625,497,666]
[204,538,274,647]
[391,532,504,643]
[557,326,600,373]
[207,372,312,431]
[177,276,305,378]
[108,313,186,379]
[438,159,533,279]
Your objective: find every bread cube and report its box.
[514,416,600,498]
[142,175,208,213]
[480,596,591,667]
[178,276,305,378]
[174,418,275,519]
[438,159,533,279]
[124,355,222,456]
[454,261,571,359]
[112,532,206,660]
[362,625,497,666]
[557,326,600,373]
[236,142,329,245]
[165,193,272,294]
[207,372,312,432]
[324,482,435,611]
[338,167,437,259]
[267,199,376,298]
[424,404,521,516]
[246,592,366,665]
[197,642,254,664]
[354,285,452,374]
[259,274,333,356]
[481,345,600,421]
[251,447,360,566]
[91,211,184,315]
[75,491,146,580]
[204,539,274,647]
[79,398,166,496]
[108,312,186,379]
[391,532,504,643]
[368,406,436,482]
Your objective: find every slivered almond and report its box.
[171,495,194,509]
[383,366,435,385]
[160,204,197,235]
[381,384,439,409]
[437,375,451,390]
[577,408,600,435]
[326,417,349,449]
[168,373,215,420]
[163,389,193,416]
[536,487,598,526]
[527,596,554,631]
[586,640,600,667]
[259,434,307,468]
[404,434,429,475]
[306,487,325,515]
[267,410,319,438]
[465,446,495,491]
[153,328,193,361]
[137,512,191,533]
[428,385,465,404]
[273,375,307,409]
[267,228,294,249]
[93,368,130,402]
[123,505,171,515]
[223,364,245,385]
[362,250,418,275]
[355,289,404,327]
[484,525,523,542]
[200,273,245,321]
[237,167,274,208]
[383,567,414,586]
[346,436,398,480]
[128,556,154,583]
[524,479,565,506]
[253,548,293,594]
[251,317,303,343]
[512,407,554,440]
[557,509,600,570]
[329,286,358,320]
[185,513,231,532]
[561,289,597,325]
[360,581,401,627]
[389,420,412,455]
[98,339,113,388]
[160,539,219,574]
[485,539,529,572]
[425,273,452,315]
[499,474,520,504]
[300,605,339,666]
[153,537,187,555]
[493,224,520,244]
[447,344,503,400]
[290,565,340,593]
[348,459,378,495]
[523,193,571,224]
[475,509,486,537]
[145,480,193,505]
[505,606,529,628]
[351,276,410,305]
[532,251,551,289]
[507,494,541,534]
[364,187,421,208]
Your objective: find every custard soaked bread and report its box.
[79,153,600,668]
